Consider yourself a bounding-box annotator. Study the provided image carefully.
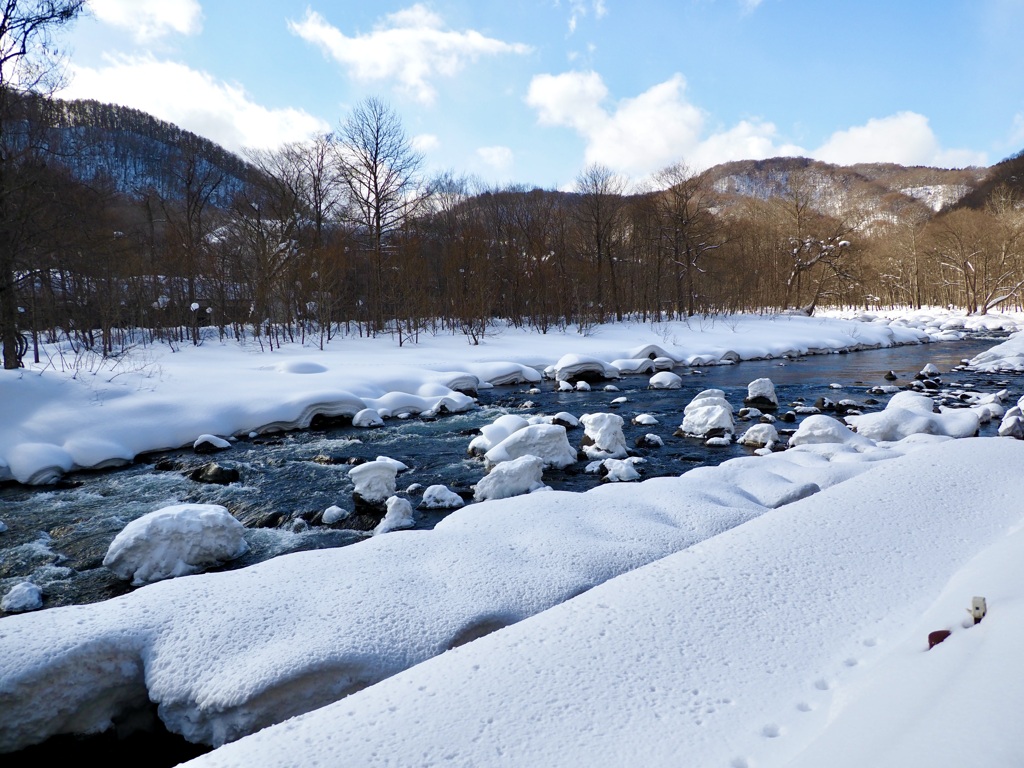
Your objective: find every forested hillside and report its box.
[2,91,1023,370]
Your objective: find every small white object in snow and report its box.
[558,380,574,392]
[610,396,628,405]
[633,413,659,426]
[576,381,591,392]
[373,496,415,535]
[1,581,43,612]
[604,385,620,392]
[103,504,248,586]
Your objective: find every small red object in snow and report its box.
[928,629,952,649]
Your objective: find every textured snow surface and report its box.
[181,439,1024,768]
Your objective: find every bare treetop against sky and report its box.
[60,0,1024,187]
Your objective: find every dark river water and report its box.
[1,335,1021,765]
[0,336,1018,617]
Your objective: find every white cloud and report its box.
[61,54,328,152]
[740,0,763,13]
[526,70,801,178]
[89,0,203,42]
[476,145,514,171]
[412,133,440,153]
[813,111,986,168]
[288,4,531,106]
[690,120,804,170]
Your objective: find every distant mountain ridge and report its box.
[33,97,1019,217]
[41,98,253,206]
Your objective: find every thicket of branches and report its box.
[5,90,1024,366]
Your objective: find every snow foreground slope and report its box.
[0,313,950,485]
[182,437,1024,768]
[0,430,1014,757]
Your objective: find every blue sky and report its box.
[59,0,1024,189]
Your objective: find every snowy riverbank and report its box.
[3,308,1024,765]
[2,310,1019,485]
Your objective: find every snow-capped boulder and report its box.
[648,371,682,389]
[485,424,578,470]
[468,414,529,456]
[738,423,780,449]
[744,378,778,410]
[632,413,659,426]
[193,434,231,454]
[579,413,628,459]
[1,582,43,613]
[103,504,248,586]
[373,497,415,535]
[789,414,875,450]
[352,409,384,428]
[349,461,398,504]
[679,390,734,439]
[321,505,349,525]
[419,485,466,510]
[473,455,549,500]
[575,380,592,392]
[598,457,643,482]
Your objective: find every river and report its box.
[0,335,1017,616]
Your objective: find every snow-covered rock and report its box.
[738,422,780,449]
[1,582,43,613]
[468,414,530,456]
[679,389,734,438]
[352,409,384,428]
[419,485,465,510]
[484,424,577,470]
[632,413,659,426]
[744,377,778,409]
[322,505,349,525]
[474,455,549,500]
[348,461,398,504]
[373,497,415,535]
[648,371,682,389]
[193,434,231,453]
[102,504,248,586]
[789,414,875,450]
[579,413,628,459]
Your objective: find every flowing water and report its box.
[0,336,1018,616]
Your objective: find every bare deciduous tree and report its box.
[337,97,426,332]
[1,0,85,368]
